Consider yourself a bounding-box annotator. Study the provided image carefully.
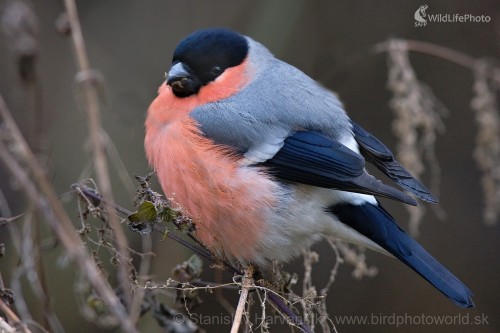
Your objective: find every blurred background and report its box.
[0,0,499,332]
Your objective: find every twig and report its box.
[76,184,315,332]
[0,95,138,333]
[72,184,130,216]
[25,209,65,333]
[75,184,242,274]
[301,248,318,329]
[267,292,313,333]
[129,236,153,325]
[323,38,498,86]
[0,298,31,333]
[214,269,236,314]
[0,317,16,333]
[373,39,486,71]
[231,265,254,333]
[320,238,343,295]
[255,289,269,333]
[61,0,132,309]
[0,214,24,228]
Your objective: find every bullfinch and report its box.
[145,28,474,307]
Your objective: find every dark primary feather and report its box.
[351,121,438,203]
[260,131,417,206]
[330,203,474,308]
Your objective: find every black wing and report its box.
[259,131,417,206]
[350,121,438,203]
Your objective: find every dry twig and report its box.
[61,0,133,309]
[0,94,138,333]
[471,60,500,224]
[0,297,31,333]
[375,39,500,226]
[380,39,447,236]
[231,265,254,333]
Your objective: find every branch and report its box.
[374,39,477,69]
[0,298,31,333]
[61,0,132,309]
[0,317,16,333]
[76,184,314,333]
[0,94,138,333]
[230,265,254,333]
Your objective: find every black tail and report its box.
[330,203,474,308]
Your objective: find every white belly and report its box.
[254,184,388,265]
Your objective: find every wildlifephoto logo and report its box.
[414,4,429,27]
[414,4,491,27]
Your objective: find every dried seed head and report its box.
[386,39,447,235]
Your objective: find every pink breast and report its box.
[145,64,276,261]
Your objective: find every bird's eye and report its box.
[210,66,222,75]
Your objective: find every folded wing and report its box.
[260,131,417,206]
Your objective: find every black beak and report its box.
[166,62,201,97]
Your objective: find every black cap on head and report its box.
[167,28,249,97]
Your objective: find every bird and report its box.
[144,28,474,308]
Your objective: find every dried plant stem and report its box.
[376,39,500,226]
[301,249,318,329]
[380,39,447,235]
[77,184,315,333]
[62,0,131,308]
[214,269,236,314]
[230,265,254,333]
[471,61,500,224]
[0,95,138,333]
[129,236,153,324]
[0,317,16,333]
[374,39,476,69]
[0,298,31,333]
